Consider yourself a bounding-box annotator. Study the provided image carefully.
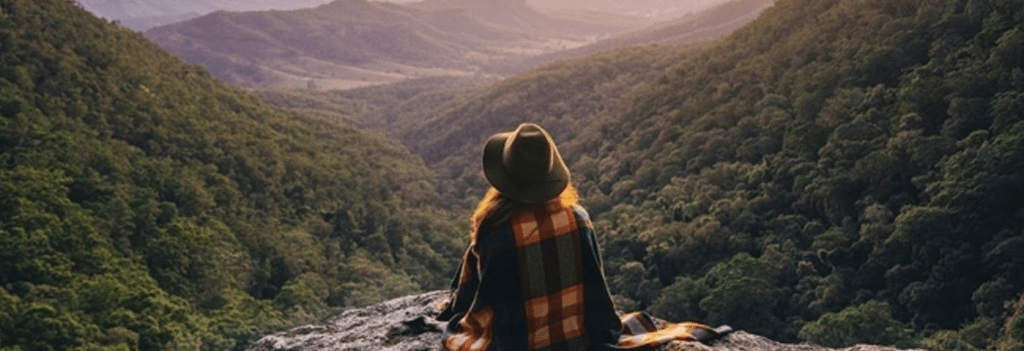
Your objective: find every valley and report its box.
[2,0,1023,350]
[143,0,646,89]
[526,0,736,22]
[259,0,1024,349]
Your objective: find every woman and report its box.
[437,123,725,351]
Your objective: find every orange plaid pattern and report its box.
[443,202,625,351]
[511,202,589,350]
[617,312,716,348]
[513,201,577,248]
[445,306,495,351]
[441,200,721,351]
[524,284,585,350]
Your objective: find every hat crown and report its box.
[482,123,570,204]
[502,125,554,182]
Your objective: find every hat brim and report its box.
[483,132,570,204]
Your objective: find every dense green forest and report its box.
[4,0,1024,349]
[261,0,1024,349]
[0,0,465,350]
[587,0,1024,348]
[255,75,498,133]
[257,44,704,203]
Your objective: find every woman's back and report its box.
[437,123,727,351]
[443,200,621,351]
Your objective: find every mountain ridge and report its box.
[144,0,643,89]
[516,0,774,72]
[75,0,336,30]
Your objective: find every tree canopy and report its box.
[0,0,463,350]
[263,0,1024,349]
[4,0,1024,349]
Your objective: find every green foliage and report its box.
[7,0,1024,350]
[0,0,463,349]
[919,318,1001,351]
[698,254,785,337]
[799,301,913,348]
[648,277,708,323]
[336,253,423,308]
[281,0,1024,348]
[1002,295,1024,351]
[701,277,781,336]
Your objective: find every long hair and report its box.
[470,184,579,243]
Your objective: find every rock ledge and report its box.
[246,291,926,351]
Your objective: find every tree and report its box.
[647,277,708,323]
[799,301,913,348]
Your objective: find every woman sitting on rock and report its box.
[434,123,728,351]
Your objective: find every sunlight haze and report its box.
[526,0,736,21]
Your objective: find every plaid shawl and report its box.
[439,200,717,351]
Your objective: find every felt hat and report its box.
[483,123,570,204]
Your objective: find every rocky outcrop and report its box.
[246,290,926,351]
[248,291,450,351]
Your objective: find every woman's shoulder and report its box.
[571,205,592,224]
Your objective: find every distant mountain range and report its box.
[521,0,774,68]
[76,0,338,30]
[144,0,645,89]
[526,0,734,22]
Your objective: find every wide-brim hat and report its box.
[483,123,570,204]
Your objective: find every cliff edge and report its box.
[246,290,927,351]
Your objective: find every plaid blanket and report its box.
[439,200,721,351]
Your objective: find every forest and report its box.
[261,0,1024,350]
[0,0,465,350]
[2,0,1024,350]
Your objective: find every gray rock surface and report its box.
[246,290,927,351]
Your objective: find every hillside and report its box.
[0,0,464,350]
[255,75,499,132]
[261,0,1024,348]
[257,44,699,200]
[75,0,335,31]
[252,0,773,126]
[144,0,643,89]
[409,0,636,37]
[526,0,733,23]
[519,0,774,70]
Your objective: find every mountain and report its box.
[410,0,628,36]
[0,0,465,350]
[118,11,203,32]
[244,290,929,351]
[251,0,773,124]
[527,0,735,22]
[520,0,775,69]
[75,0,336,31]
[263,0,1024,348]
[7,0,1024,349]
[143,0,643,89]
